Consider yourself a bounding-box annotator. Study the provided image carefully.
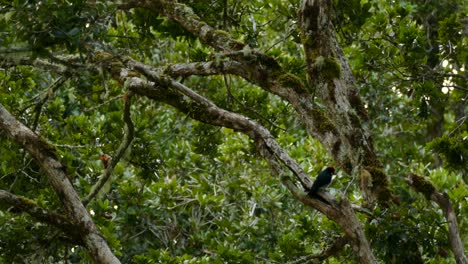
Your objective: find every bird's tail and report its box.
[308,186,318,195]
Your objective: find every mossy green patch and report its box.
[174,3,200,20]
[94,52,113,62]
[213,29,230,39]
[366,166,392,207]
[366,166,389,188]
[311,108,337,134]
[301,33,317,49]
[278,73,305,93]
[314,56,341,80]
[410,174,436,200]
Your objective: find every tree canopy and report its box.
[0,0,466,263]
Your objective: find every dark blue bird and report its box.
[308,166,335,195]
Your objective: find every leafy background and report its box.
[0,0,466,263]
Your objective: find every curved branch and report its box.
[125,72,313,190]
[0,51,84,75]
[282,177,377,264]
[83,92,135,206]
[0,104,120,264]
[126,1,313,114]
[132,1,245,52]
[406,174,466,264]
[126,59,314,188]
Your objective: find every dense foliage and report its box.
[0,0,466,263]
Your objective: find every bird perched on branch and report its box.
[308,166,335,196]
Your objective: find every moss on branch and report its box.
[311,107,337,134]
[314,56,341,80]
[365,166,392,207]
[278,73,306,93]
[408,174,436,200]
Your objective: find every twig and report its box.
[31,76,67,131]
[83,94,124,112]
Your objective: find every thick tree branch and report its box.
[282,177,376,264]
[0,50,84,74]
[124,63,314,190]
[0,189,83,244]
[406,174,466,264]
[165,60,245,77]
[0,104,120,264]
[127,1,245,52]
[127,1,389,208]
[126,1,345,156]
[120,61,375,262]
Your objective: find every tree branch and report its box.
[124,63,314,190]
[165,60,246,77]
[0,189,83,245]
[83,92,135,206]
[281,176,376,263]
[0,104,120,264]
[406,174,467,264]
[133,1,245,52]
[0,50,84,75]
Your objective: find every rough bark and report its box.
[407,174,467,264]
[0,104,120,264]
[299,0,392,208]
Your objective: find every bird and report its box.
[308,166,335,196]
